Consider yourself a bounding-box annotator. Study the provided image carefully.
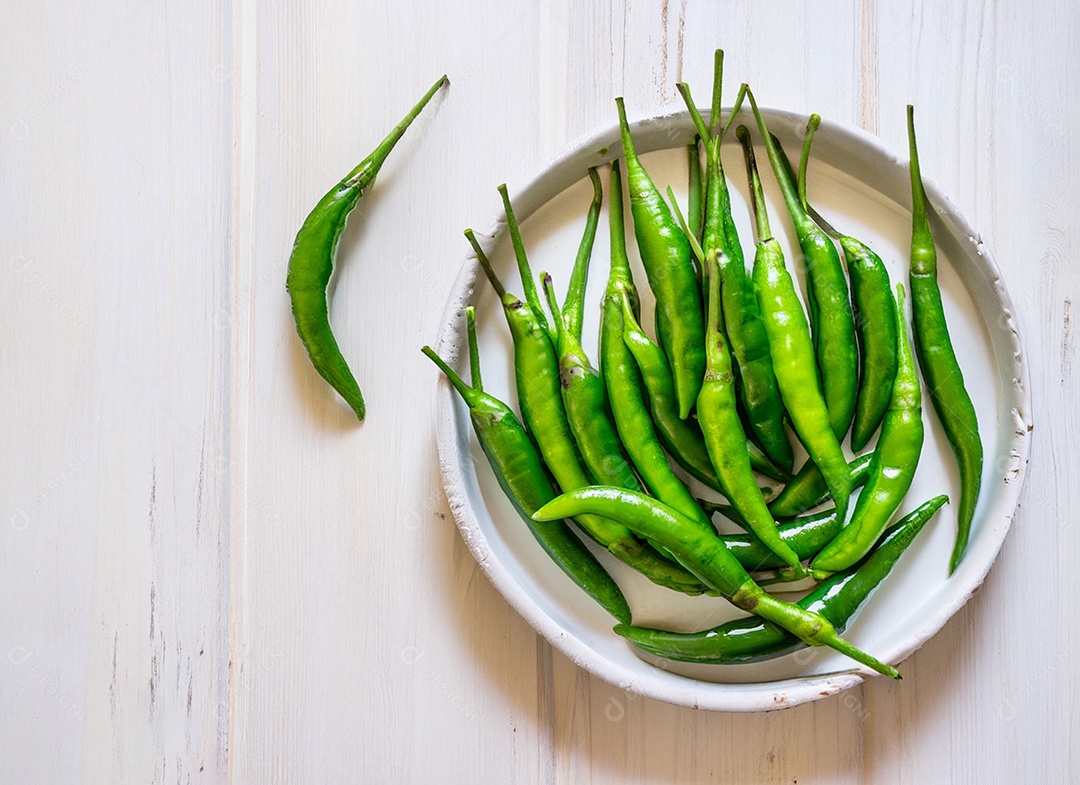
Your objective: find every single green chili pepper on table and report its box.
[532,487,901,678]
[287,75,448,420]
[812,284,925,576]
[743,87,858,440]
[907,105,984,574]
[798,114,898,453]
[613,495,948,664]
[616,96,706,419]
[678,53,792,472]
[421,310,630,624]
[737,124,853,521]
[600,163,715,536]
[697,250,803,571]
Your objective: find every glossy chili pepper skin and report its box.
[768,452,874,518]
[421,314,630,624]
[697,252,802,571]
[678,53,792,472]
[737,125,853,521]
[533,180,711,596]
[620,306,789,487]
[798,114,898,453]
[481,189,706,596]
[533,488,901,678]
[464,229,603,544]
[812,284,925,576]
[720,505,844,571]
[613,495,947,664]
[616,97,706,419]
[601,164,714,535]
[744,88,857,440]
[287,76,448,420]
[907,106,983,574]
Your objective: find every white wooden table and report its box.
[3,1,1075,781]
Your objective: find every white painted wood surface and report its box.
[1,0,1075,781]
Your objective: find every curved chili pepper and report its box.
[616,97,706,419]
[678,53,792,472]
[907,106,984,574]
[516,180,708,595]
[620,277,789,487]
[600,164,715,536]
[532,487,901,678]
[464,230,599,540]
[811,284,925,576]
[613,495,948,663]
[421,310,630,624]
[767,452,874,518]
[743,87,857,440]
[737,124,853,521]
[698,251,802,571]
[468,191,705,596]
[287,75,448,420]
[798,113,898,453]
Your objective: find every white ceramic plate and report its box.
[432,107,1031,712]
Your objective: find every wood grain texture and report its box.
[0,0,1075,782]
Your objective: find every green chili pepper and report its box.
[811,284,925,576]
[743,87,857,440]
[421,311,630,624]
[613,495,948,663]
[907,106,984,574]
[287,75,448,420]
[797,113,898,452]
[720,505,844,571]
[527,178,710,594]
[532,487,901,678]
[616,97,706,419]
[465,228,628,554]
[687,137,705,244]
[697,250,802,571]
[620,291,788,486]
[737,124,853,521]
[678,53,792,472]
[767,452,874,518]
[472,188,705,596]
[601,164,715,535]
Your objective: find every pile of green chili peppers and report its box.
[419,51,983,678]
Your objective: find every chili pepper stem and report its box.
[737,125,772,242]
[499,184,549,335]
[666,185,707,266]
[563,167,604,342]
[465,307,482,391]
[345,75,449,188]
[797,114,822,213]
[709,49,724,138]
[422,345,474,402]
[733,584,899,678]
[464,229,507,298]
